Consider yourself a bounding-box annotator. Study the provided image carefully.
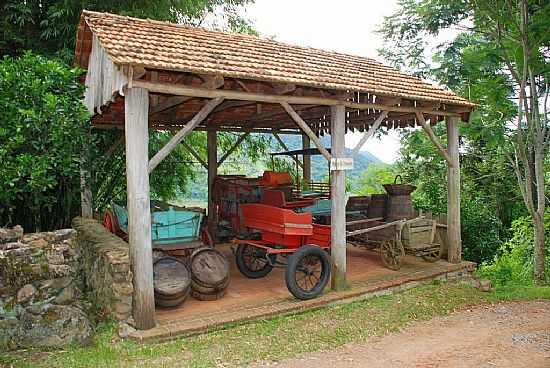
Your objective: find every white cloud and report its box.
[247,0,402,163]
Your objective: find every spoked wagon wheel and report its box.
[422,247,441,263]
[285,245,331,300]
[380,239,405,271]
[235,244,276,279]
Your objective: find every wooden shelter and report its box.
[75,10,475,330]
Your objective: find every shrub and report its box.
[461,198,502,264]
[478,212,550,286]
[0,52,89,231]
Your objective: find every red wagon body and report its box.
[233,203,332,300]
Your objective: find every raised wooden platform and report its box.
[128,244,476,342]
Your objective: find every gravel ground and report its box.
[256,300,550,368]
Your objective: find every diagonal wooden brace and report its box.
[217,132,250,166]
[351,111,388,157]
[273,133,304,169]
[181,140,207,169]
[149,97,224,173]
[415,111,453,166]
[281,102,332,161]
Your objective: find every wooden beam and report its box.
[376,96,401,106]
[133,80,467,118]
[272,82,296,94]
[207,130,217,240]
[351,111,388,157]
[211,100,256,115]
[150,71,159,107]
[181,140,207,169]
[150,75,224,115]
[446,116,462,263]
[330,104,347,291]
[149,97,224,173]
[124,87,155,330]
[217,132,250,166]
[302,134,311,184]
[245,105,326,125]
[415,112,453,166]
[280,102,332,161]
[80,129,93,218]
[273,133,304,169]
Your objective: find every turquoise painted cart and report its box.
[103,201,213,251]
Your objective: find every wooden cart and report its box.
[103,201,213,255]
[232,203,332,300]
[346,216,443,270]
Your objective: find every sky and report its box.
[246,0,403,163]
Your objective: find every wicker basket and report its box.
[383,175,416,196]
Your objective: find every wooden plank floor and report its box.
[155,243,467,323]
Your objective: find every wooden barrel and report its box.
[383,175,416,221]
[367,194,387,219]
[386,195,415,221]
[153,256,191,308]
[189,247,230,300]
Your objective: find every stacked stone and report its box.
[0,226,92,350]
[72,218,133,322]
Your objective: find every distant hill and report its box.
[182,134,382,200]
[275,135,381,186]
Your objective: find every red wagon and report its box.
[232,203,332,300]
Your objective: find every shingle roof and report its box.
[75,10,474,110]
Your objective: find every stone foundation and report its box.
[72,217,133,322]
[0,226,92,350]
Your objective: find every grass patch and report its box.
[2,282,549,368]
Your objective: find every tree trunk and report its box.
[533,216,546,285]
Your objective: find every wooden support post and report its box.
[124,87,155,330]
[148,97,224,173]
[80,127,93,218]
[302,134,311,184]
[207,130,218,239]
[446,116,461,263]
[330,105,347,291]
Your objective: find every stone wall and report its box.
[72,217,133,322]
[0,226,92,350]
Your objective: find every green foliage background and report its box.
[377,0,549,281]
[0,0,264,231]
[0,53,89,230]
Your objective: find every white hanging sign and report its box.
[330,157,354,171]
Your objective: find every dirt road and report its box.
[259,300,550,368]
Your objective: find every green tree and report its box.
[1,1,271,229]
[89,130,271,213]
[1,0,255,59]
[0,53,89,231]
[356,164,397,195]
[379,0,549,282]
